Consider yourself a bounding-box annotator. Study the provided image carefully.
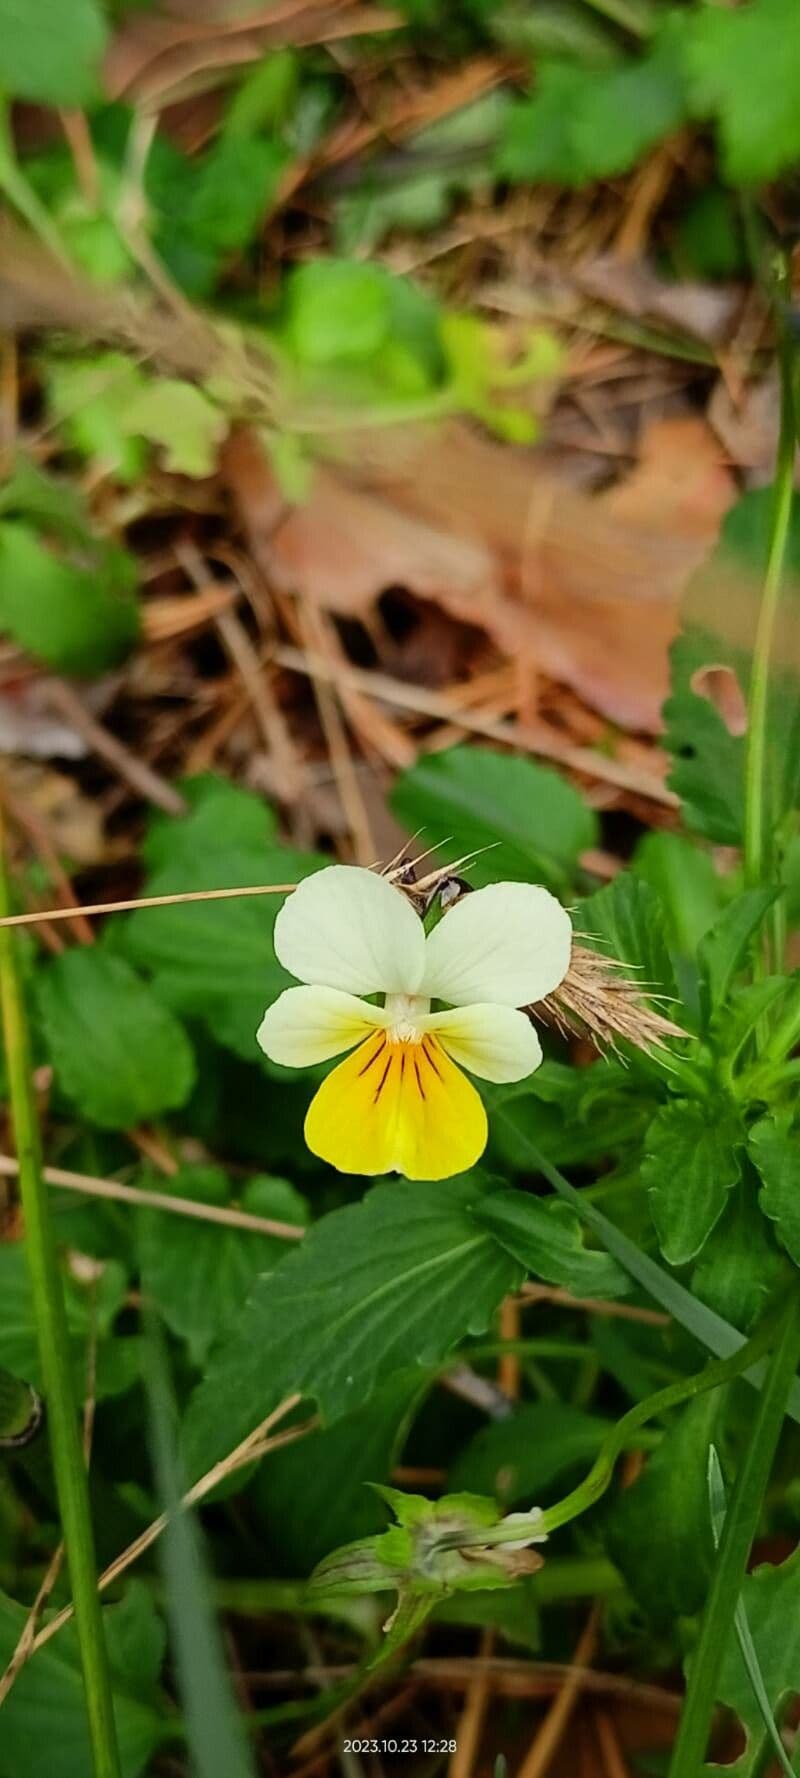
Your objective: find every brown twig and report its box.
[0,1152,306,1241]
[516,1605,601,1778]
[520,1285,669,1327]
[44,680,188,816]
[0,880,296,930]
[272,646,676,807]
[449,1628,495,1778]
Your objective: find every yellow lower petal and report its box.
[304,1031,488,1180]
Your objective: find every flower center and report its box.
[383,992,430,1044]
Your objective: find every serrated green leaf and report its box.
[392,745,597,891]
[182,1174,521,1481]
[471,1187,628,1298]
[749,1116,800,1269]
[124,381,228,478]
[122,845,324,1064]
[0,1584,163,1778]
[0,0,107,106]
[139,1166,307,1365]
[450,1402,612,1507]
[643,1099,742,1265]
[698,887,778,1022]
[685,0,800,184]
[604,1395,719,1628]
[0,522,139,675]
[705,1545,800,1775]
[707,1448,796,1778]
[45,354,149,483]
[37,950,195,1130]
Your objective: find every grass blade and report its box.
[496,1120,800,1426]
[143,1317,257,1778]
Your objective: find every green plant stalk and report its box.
[742,311,796,912]
[667,1292,800,1778]
[0,823,121,1778]
[446,1316,777,1551]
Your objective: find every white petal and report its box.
[424,1003,542,1082]
[421,883,572,1007]
[257,985,387,1068]
[273,866,426,995]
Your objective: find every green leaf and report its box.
[392,745,597,891]
[710,1545,800,1774]
[0,1245,125,1394]
[0,0,107,105]
[698,888,778,1022]
[0,455,91,542]
[665,489,800,844]
[138,1166,308,1365]
[0,522,139,675]
[0,1365,41,1447]
[450,1402,613,1508]
[488,1062,653,1174]
[691,1183,783,1333]
[283,259,393,364]
[124,381,228,479]
[0,1583,163,1778]
[37,951,195,1130]
[122,845,324,1063]
[643,1099,742,1265]
[574,873,678,1002]
[182,1174,521,1480]
[707,1447,796,1778]
[280,258,443,385]
[143,774,277,872]
[45,354,149,483]
[184,137,287,254]
[495,1121,800,1425]
[632,831,723,960]
[471,1187,628,1298]
[253,1372,422,1572]
[498,28,686,186]
[603,1395,719,1629]
[685,0,800,184]
[749,1116,800,1268]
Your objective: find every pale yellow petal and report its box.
[273,865,426,995]
[424,1003,542,1082]
[257,985,387,1068]
[422,882,572,1007]
[304,1033,488,1180]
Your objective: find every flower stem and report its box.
[667,1291,800,1778]
[742,300,797,908]
[0,815,121,1778]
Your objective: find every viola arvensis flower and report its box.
[257,865,572,1180]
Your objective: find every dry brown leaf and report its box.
[226,414,735,734]
[105,0,398,104]
[575,256,742,346]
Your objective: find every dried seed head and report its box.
[536,942,686,1057]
